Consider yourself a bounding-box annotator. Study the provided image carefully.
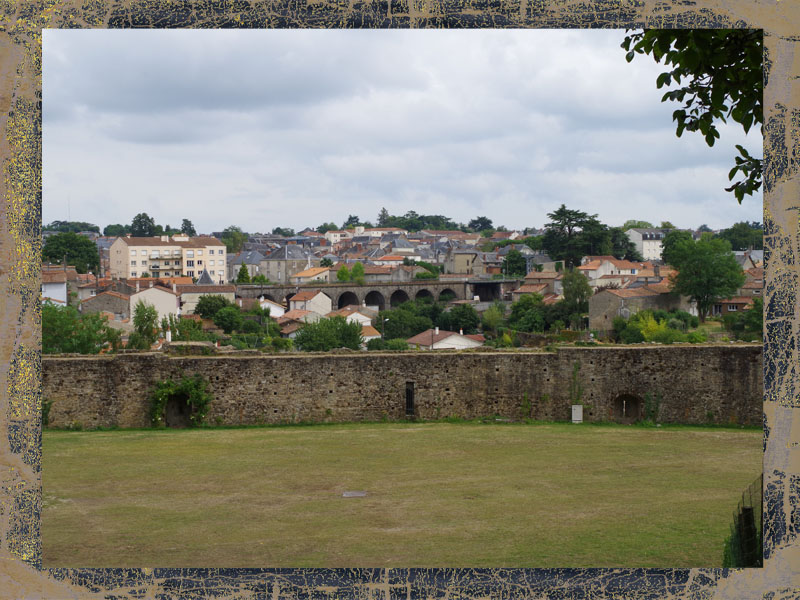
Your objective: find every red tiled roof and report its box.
[605,288,659,298]
[176,285,236,294]
[291,289,325,302]
[514,283,548,294]
[81,290,130,303]
[42,271,68,284]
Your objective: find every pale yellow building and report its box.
[109,235,227,283]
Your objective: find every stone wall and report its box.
[43,345,762,429]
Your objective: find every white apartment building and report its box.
[109,235,227,283]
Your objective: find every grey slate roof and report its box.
[196,269,214,284]
[265,245,312,260]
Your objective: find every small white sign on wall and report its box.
[572,404,583,424]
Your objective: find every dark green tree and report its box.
[668,234,747,321]
[222,226,248,254]
[42,232,100,274]
[661,229,694,266]
[622,220,654,230]
[444,303,480,334]
[294,316,363,351]
[194,295,233,319]
[468,216,493,232]
[103,223,129,237]
[181,219,197,236]
[561,268,593,315]
[542,204,598,269]
[44,220,100,233]
[350,261,365,285]
[660,221,676,229]
[507,293,546,333]
[271,227,295,237]
[252,274,270,284]
[316,222,338,234]
[377,207,391,227]
[130,212,156,237]
[717,221,763,251]
[213,305,244,334]
[342,215,361,229]
[622,29,762,203]
[610,227,644,261]
[337,265,351,282]
[236,264,251,284]
[502,249,528,277]
[42,302,120,354]
[320,258,333,267]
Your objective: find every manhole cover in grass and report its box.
[342,491,367,497]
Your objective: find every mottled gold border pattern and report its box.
[1,0,797,598]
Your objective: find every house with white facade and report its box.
[406,327,485,350]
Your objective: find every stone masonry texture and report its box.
[42,345,762,429]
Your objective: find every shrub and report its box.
[650,327,686,344]
[270,337,293,351]
[214,306,244,334]
[239,319,262,334]
[620,324,645,344]
[386,339,409,350]
[687,330,707,343]
[367,338,387,351]
[667,318,687,332]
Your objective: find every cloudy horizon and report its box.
[43,29,762,235]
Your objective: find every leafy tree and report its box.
[337,265,351,282]
[342,215,361,229]
[502,249,527,277]
[697,224,713,232]
[103,223,129,237]
[542,204,598,269]
[660,221,676,229]
[444,303,480,334]
[660,229,694,266]
[131,212,156,237]
[667,234,746,321]
[622,220,654,230]
[294,316,362,351]
[129,300,160,349]
[481,302,506,337]
[194,295,233,319]
[379,306,432,340]
[377,207,390,227]
[252,274,270,284]
[42,232,100,274]
[316,222,338,234]
[622,29,762,203]
[561,268,593,315]
[181,219,197,236]
[236,264,251,284]
[350,261,365,285]
[42,301,120,354]
[468,216,493,232]
[320,258,333,267]
[508,293,546,333]
[44,220,100,233]
[213,305,243,334]
[272,227,295,237]
[610,227,644,261]
[717,221,763,251]
[221,226,248,254]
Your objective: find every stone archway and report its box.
[415,289,434,302]
[612,394,643,423]
[284,292,296,305]
[164,394,192,428]
[337,291,360,309]
[365,290,386,312]
[439,288,457,302]
[390,290,410,307]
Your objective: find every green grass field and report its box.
[43,422,761,568]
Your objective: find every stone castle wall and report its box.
[43,345,762,429]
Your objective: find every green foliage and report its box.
[620,324,645,344]
[350,262,365,285]
[716,221,763,251]
[723,296,763,340]
[661,229,694,266]
[502,250,527,277]
[42,302,121,354]
[251,274,270,284]
[133,300,160,346]
[162,314,212,342]
[194,295,233,319]
[130,212,156,237]
[415,271,437,280]
[316,223,338,234]
[294,316,363,351]
[622,220,654,230]
[222,226,248,253]
[445,303,480,334]
[569,362,584,406]
[387,339,409,350]
[668,234,746,321]
[320,257,334,267]
[42,232,100,274]
[180,219,197,236]
[687,330,707,343]
[149,374,212,428]
[103,223,130,237]
[268,336,293,352]
[337,266,351,282]
[236,264,251,284]
[468,216,493,232]
[42,397,54,427]
[214,306,244,334]
[45,220,100,234]
[481,303,506,336]
[561,268,593,314]
[239,319,263,334]
[379,303,434,340]
[272,227,295,237]
[366,338,387,351]
[508,293,546,333]
[622,29,762,203]
[644,392,661,423]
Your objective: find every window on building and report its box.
[141,261,147,266]
[186,251,194,258]
[197,250,203,256]
[131,272,137,277]
[187,260,194,267]
[131,250,137,256]
[209,260,214,266]
[210,270,215,275]
[131,261,137,266]
[729,306,738,312]
[197,260,203,265]
[187,271,194,277]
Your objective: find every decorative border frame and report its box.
[2,1,797,598]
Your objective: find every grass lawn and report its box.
[43,422,761,568]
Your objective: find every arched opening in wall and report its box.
[612,394,643,423]
[390,290,410,307]
[337,291,359,309]
[364,290,385,312]
[164,394,192,428]
[415,289,434,302]
[284,292,295,305]
[259,294,276,303]
[439,288,456,303]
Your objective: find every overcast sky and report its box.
[42,29,762,234]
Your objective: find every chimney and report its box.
[434,326,439,335]
[149,280,153,288]
[238,298,242,307]
[460,328,463,335]
[136,281,140,293]
[172,283,177,293]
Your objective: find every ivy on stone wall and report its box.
[149,374,213,428]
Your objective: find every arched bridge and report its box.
[236,279,521,311]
